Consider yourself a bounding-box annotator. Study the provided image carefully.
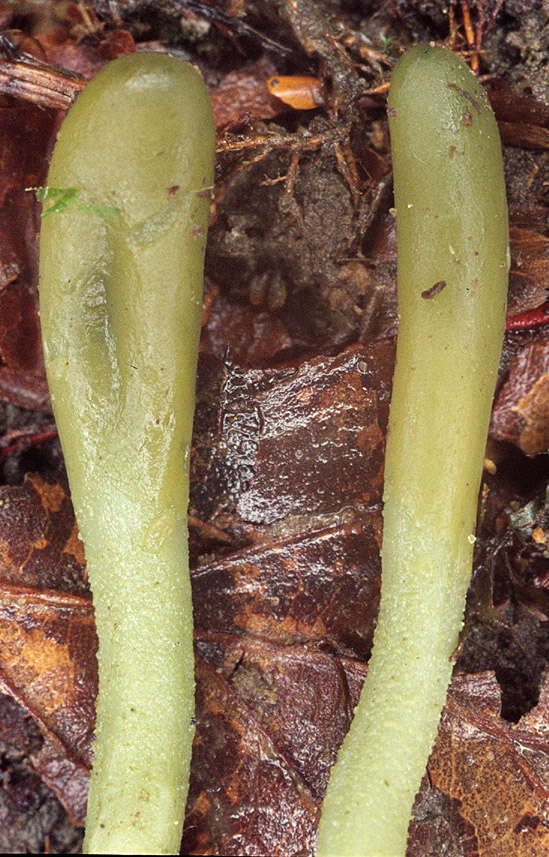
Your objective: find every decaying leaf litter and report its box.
[0,0,548,854]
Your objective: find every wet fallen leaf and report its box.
[0,103,54,409]
[210,57,286,130]
[491,335,549,456]
[190,345,393,548]
[507,227,549,317]
[411,671,549,857]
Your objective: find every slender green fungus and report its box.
[317,45,508,857]
[39,52,214,855]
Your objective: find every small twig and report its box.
[182,0,293,57]
[278,151,305,231]
[333,141,361,209]
[360,81,390,96]
[0,56,85,109]
[505,301,549,331]
[460,0,480,73]
[216,125,347,155]
[188,514,234,545]
[0,427,58,462]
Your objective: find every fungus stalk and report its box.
[317,45,508,857]
[38,53,214,855]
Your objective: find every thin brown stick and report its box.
[216,126,346,154]
[0,57,84,109]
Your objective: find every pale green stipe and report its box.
[38,53,214,855]
[317,46,508,857]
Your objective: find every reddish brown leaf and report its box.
[0,473,93,826]
[0,473,86,594]
[32,737,89,826]
[210,58,285,130]
[183,656,322,856]
[487,78,549,129]
[0,586,96,767]
[191,345,392,543]
[192,516,381,660]
[182,645,370,855]
[201,287,294,365]
[498,122,549,151]
[0,103,56,409]
[35,25,127,81]
[508,227,549,317]
[193,636,367,797]
[491,335,549,455]
[410,672,549,857]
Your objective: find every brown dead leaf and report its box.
[0,472,86,593]
[191,345,393,545]
[0,586,96,768]
[514,375,549,456]
[0,584,95,826]
[192,516,381,659]
[183,655,322,856]
[409,671,549,857]
[0,470,92,825]
[487,78,549,130]
[35,26,134,80]
[508,227,549,317]
[491,335,549,455]
[200,285,294,366]
[210,57,286,130]
[498,122,549,151]
[0,103,55,409]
